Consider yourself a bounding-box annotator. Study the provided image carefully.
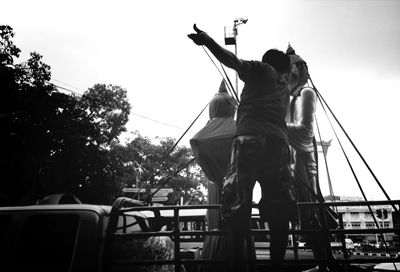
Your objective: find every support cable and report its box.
[316,86,374,203]
[137,45,242,195]
[149,157,196,201]
[219,63,240,103]
[314,82,396,264]
[315,114,336,203]
[133,102,209,200]
[135,45,241,198]
[50,70,211,204]
[201,46,239,103]
[309,77,398,213]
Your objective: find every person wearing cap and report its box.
[188,24,297,272]
[285,45,337,272]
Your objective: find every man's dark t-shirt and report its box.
[235,60,289,145]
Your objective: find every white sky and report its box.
[2,0,400,200]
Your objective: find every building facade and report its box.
[328,196,396,243]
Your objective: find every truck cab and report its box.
[0,197,152,272]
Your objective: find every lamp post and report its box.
[224,17,247,97]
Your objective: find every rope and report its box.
[220,63,240,102]
[134,44,242,200]
[312,80,396,263]
[315,86,370,200]
[315,115,336,203]
[201,46,239,103]
[148,157,196,201]
[309,76,398,213]
[133,101,209,199]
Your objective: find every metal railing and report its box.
[106,198,400,272]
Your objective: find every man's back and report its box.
[236,60,290,144]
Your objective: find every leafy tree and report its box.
[78,84,130,146]
[0,24,205,206]
[0,25,130,205]
[0,25,21,64]
[110,132,207,205]
[39,83,131,204]
[1,45,68,204]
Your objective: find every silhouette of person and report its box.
[188,24,297,272]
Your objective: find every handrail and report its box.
[108,198,400,272]
[299,200,400,207]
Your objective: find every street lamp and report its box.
[224,17,248,97]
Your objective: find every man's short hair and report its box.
[262,49,290,74]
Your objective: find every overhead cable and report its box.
[313,80,395,260]
[133,101,209,199]
[201,46,239,103]
[310,77,398,213]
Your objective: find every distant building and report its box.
[325,196,396,243]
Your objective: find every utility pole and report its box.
[224,17,248,98]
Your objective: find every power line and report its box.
[51,78,82,92]
[50,80,183,130]
[51,83,83,96]
[131,112,182,129]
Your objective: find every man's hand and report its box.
[187,24,209,46]
[187,24,239,70]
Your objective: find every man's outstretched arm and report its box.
[188,24,242,71]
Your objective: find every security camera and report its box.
[234,17,248,24]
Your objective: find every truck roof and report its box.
[0,204,111,216]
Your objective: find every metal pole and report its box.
[234,23,239,98]
[231,18,247,99]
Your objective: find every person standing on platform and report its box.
[188,24,297,272]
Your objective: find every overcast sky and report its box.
[2,0,400,200]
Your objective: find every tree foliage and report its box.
[0,25,130,205]
[0,25,206,206]
[110,132,207,205]
[0,25,21,64]
[79,84,130,146]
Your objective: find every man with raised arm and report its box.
[188,24,297,272]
